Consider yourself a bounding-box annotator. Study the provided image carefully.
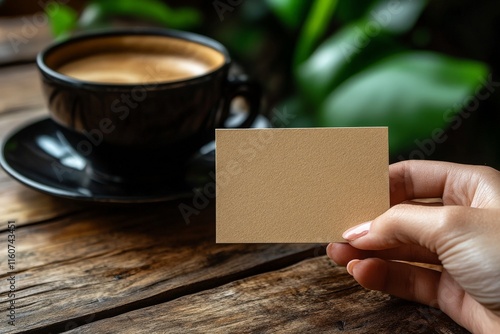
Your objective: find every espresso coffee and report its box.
[47,35,225,84]
[58,53,213,84]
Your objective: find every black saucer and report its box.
[0,115,270,203]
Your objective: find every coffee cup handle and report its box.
[218,75,261,128]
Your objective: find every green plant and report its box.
[267,0,488,153]
[46,0,202,39]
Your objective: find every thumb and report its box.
[343,204,469,254]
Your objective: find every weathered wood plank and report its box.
[69,256,469,334]
[0,202,321,334]
[0,180,83,229]
[0,64,45,114]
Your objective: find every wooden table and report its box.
[0,18,470,334]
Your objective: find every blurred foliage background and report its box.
[2,0,500,167]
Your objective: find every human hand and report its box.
[327,160,500,334]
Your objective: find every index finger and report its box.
[389,160,498,206]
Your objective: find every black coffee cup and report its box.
[36,28,260,184]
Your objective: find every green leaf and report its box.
[369,0,427,34]
[46,2,78,39]
[78,3,108,30]
[336,0,427,34]
[265,0,309,29]
[318,52,488,153]
[92,0,202,29]
[296,20,403,106]
[293,0,338,67]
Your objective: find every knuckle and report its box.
[375,205,404,228]
[373,204,414,242]
[470,165,500,184]
[383,204,413,222]
[472,165,499,176]
[436,206,468,233]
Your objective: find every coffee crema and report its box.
[46,35,226,84]
[58,53,213,84]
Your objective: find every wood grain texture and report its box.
[0,202,321,334]
[68,256,469,334]
[0,179,83,230]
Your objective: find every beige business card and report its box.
[216,128,389,243]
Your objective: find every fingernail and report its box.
[342,221,372,241]
[346,259,361,275]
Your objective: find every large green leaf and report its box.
[319,52,488,153]
[78,3,107,31]
[369,0,427,34]
[296,21,403,106]
[336,0,426,33]
[46,2,78,39]
[293,0,338,67]
[296,0,427,105]
[91,0,202,29]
